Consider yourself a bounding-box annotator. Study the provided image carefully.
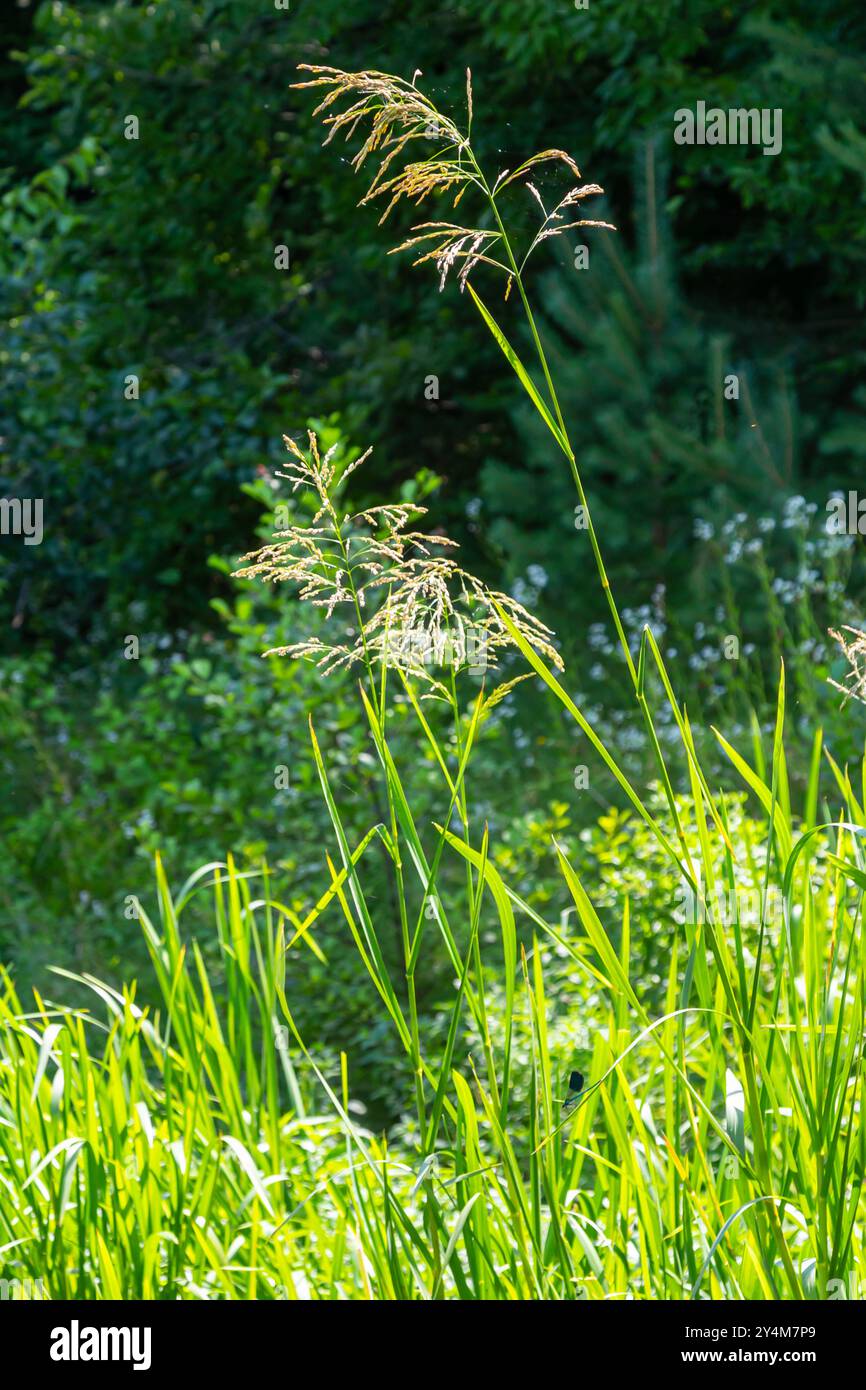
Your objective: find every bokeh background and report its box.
[2,0,865,1119]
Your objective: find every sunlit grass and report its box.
[1,63,863,1303]
[1,697,863,1299]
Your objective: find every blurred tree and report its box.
[477,138,865,645]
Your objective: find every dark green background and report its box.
[1,1,864,1105]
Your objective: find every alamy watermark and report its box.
[674,877,784,930]
[826,491,866,535]
[50,1320,151,1371]
[382,624,489,675]
[674,102,782,157]
[0,1276,45,1300]
[0,497,43,545]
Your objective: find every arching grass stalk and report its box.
[235,428,559,1134]
[292,63,705,909]
[288,72,798,1118]
[290,66,811,1293]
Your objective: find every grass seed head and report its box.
[294,64,613,291]
[236,431,563,681]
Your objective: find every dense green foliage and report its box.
[2,0,864,647]
[1,2,865,1302]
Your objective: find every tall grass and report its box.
[1,66,863,1300]
[2,747,862,1299]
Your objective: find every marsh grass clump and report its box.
[234,429,563,684]
[294,63,613,295]
[278,63,866,1305]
